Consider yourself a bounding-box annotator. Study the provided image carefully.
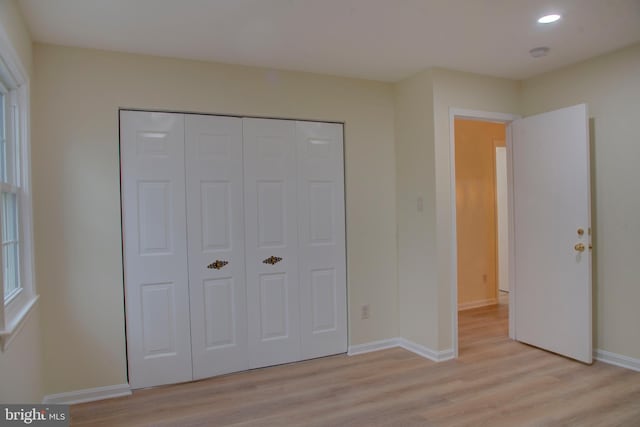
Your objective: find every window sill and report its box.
[0,294,39,351]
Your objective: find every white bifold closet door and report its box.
[185,115,248,379]
[243,118,302,368]
[243,119,347,367]
[295,122,347,359]
[122,111,346,389]
[121,112,193,389]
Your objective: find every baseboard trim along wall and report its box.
[458,298,498,311]
[397,338,455,362]
[43,383,132,405]
[348,338,454,362]
[594,349,640,372]
[347,338,399,356]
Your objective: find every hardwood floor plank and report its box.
[70,303,640,426]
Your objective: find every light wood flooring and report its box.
[71,302,640,426]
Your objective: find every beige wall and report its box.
[32,43,398,395]
[521,43,640,359]
[0,0,43,404]
[394,70,438,349]
[431,69,520,350]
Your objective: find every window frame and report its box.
[0,27,37,351]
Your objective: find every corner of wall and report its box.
[393,69,439,349]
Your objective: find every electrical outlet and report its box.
[361,304,370,320]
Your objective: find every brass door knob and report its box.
[574,243,585,252]
[262,256,283,265]
[207,260,228,270]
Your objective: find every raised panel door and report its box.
[295,121,347,359]
[120,111,193,389]
[185,115,248,379]
[243,118,301,368]
[511,104,592,363]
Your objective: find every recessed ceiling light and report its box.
[538,14,561,24]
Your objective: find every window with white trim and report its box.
[1,84,21,304]
[0,36,37,350]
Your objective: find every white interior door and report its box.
[511,104,592,363]
[296,122,347,359]
[122,112,349,386]
[120,111,193,389]
[243,118,301,368]
[495,147,509,293]
[185,115,248,380]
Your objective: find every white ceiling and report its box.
[18,0,640,82]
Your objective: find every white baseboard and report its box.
[397,338,454,362]
[347,338,400,356]
[43,383,131,405]
[458,298,498,311]
[348,337,454,362]
[594,349,640,372]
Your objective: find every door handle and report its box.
[262,256,283,265]
[207,260,229,270]
[574,243,585,253]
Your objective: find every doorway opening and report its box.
[450,105,593,363]
[454,118,508,356]
[449,109,520,358]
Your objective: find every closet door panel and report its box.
[120,111,193,389]
[185,115,248,380]
[243,118,301,368]
[296,121,347,359]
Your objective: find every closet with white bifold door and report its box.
[120,110,347,389]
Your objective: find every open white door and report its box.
[511,104,592,363]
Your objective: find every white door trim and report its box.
[448,108,521,359]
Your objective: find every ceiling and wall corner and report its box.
[17,0,640,82]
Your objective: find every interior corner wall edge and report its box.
[393,70,439,350]
[31,43,398,395]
